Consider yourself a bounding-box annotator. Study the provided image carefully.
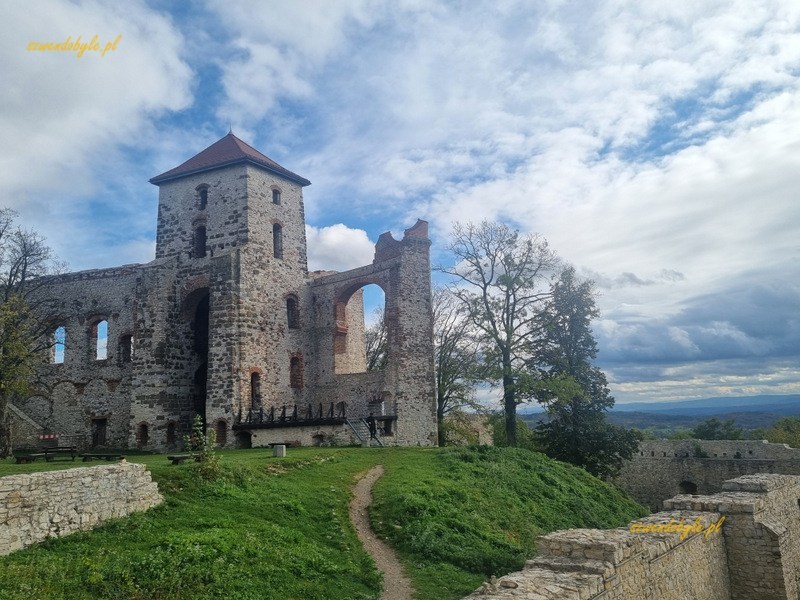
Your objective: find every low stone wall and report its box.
[0,462,162,556]
[464,474,800,600]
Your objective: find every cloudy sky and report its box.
[3,0,799,404]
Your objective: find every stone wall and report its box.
[464,474,800,600]
[614,440,800,511]
[0,462,162,556]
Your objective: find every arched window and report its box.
[290,355,303,389]
[216,420,228,446]
[198,186,208,210]
[52,325,66,364]
[250,372,262,408]
[272,188,281,205]
[194,225,207,258]
[286,296,299,329]
[119,334,133,363]
[272,223,283,259]
[92,319,108,360]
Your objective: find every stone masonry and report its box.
[464,474,800,600]
[12,133,437,450]
[0,462,162,556]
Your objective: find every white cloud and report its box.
[305,224,375,272]
[1,0,193,269]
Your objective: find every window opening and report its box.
[251,372,262,408]
[290,355,303,388]
[194,226,207,258]
[119,334,133,363]
[286,296,300,329]
[94,320,108,360]
[273,223,283,259]
[52,325,66,364]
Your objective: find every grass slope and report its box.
[0,447,646,600]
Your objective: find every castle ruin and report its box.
[13,133,437,450]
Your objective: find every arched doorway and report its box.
[679,480,698,494]
[185,288,210,428]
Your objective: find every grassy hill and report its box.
[0,446,646,600]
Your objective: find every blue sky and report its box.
[3,0,799,404]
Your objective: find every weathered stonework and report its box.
[465,474,800,600]
[613,440,800,511]
[0,462,162,556]
[12,133,436,450]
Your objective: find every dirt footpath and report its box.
[349,465,415,600]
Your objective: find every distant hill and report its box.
[520,394,800,432]
[612,395,800,416]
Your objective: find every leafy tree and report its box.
[433,286,480,446]
[0,209,62,457]
[690,417,743,440]
[764,416,800,447]
[528,267,641,477]
[438,221,558,446]
[488,412,540,452]
[0,296,40,456]
[531,374,641,477]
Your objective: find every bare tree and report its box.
[433,286,480,445]
[438,221,559,447]
[0,208,62,456]
[364,308,388,371]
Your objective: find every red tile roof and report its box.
[149,133,311,186]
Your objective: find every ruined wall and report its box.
[0,463,162,556]
[308,220,437,447]
[21,266,141,448]
[614,440,800,511]
[465,474,800,600]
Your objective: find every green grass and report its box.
[0,447,647,600]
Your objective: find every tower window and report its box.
[290,355,303,389]
[198,187,208,210]
[273,223,283,259]
[272,189,281,205]
[194,226,207,258]
[286,296,299,329]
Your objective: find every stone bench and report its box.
[167,453,199,465]
[80,453,126,462]
[13,453,46,464]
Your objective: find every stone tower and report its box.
[135,133,313,441]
